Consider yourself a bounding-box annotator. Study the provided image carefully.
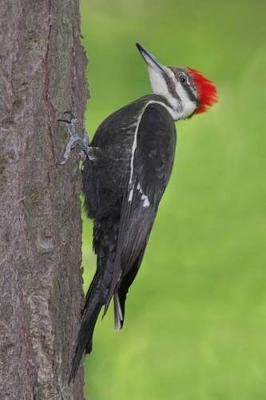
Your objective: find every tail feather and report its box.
[69,221,119,382]
[114,293,123,330]
[69,284,102,383]
[113,248,145,330]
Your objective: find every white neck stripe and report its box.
[128,100,173,202]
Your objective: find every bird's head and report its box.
[136,43,218,121]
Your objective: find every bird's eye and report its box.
[179,74,187,84]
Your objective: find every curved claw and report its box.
[57,111,89,165]
[57,118,71,124]
[63,111,75,117]
[58,114,75,123]
[57,111,77,125]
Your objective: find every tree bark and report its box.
[0,1,87,399]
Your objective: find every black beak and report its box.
[136,43,164,73]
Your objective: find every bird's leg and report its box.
[58,111,89,165]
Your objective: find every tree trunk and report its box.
[0,1,87,399]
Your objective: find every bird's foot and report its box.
[58,111,89,165]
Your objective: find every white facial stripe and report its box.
[148,66,178,110]
[189,82,197,98]
[147,65,197,120]
[165,68,194,117]
[175,81,197,119]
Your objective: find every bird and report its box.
[59,42,218,381]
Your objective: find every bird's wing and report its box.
[104,101,176,314]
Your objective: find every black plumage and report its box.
[69,94,176,380]
[63,41,218,382]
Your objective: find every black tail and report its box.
[68,273,103,383]
[113,248,145,330]
[69,220,118,382]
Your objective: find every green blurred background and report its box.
[80,1,266,398]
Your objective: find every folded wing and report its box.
[105,101,177,326]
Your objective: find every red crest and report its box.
[187,68,218,114]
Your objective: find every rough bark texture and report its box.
[0,1,88,399]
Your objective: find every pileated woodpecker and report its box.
[59,43,217,381]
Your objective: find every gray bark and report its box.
[0,1,88,399]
